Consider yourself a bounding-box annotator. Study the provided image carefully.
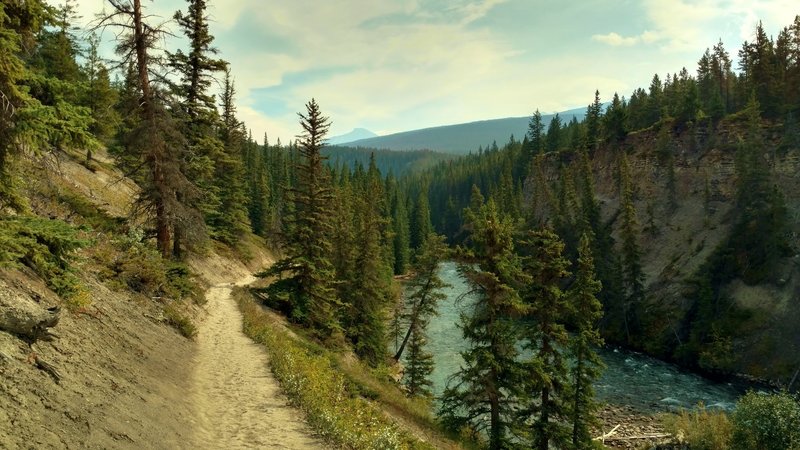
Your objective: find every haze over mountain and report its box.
[328,128,378,145]
[339,106,589,154]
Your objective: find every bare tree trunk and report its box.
[133,0,171,257]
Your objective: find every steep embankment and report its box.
[537,117,800,382]
[0,148,322,448]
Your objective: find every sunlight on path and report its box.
[190,281,323,449]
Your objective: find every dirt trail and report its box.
[189,277,323,449]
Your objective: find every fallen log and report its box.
[0,286,61,342]
[593,424,621,441]
[606,433,672,440]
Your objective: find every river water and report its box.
[414,262,747,414]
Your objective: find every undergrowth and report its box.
[0,215,89,308]
[235,287,438,450]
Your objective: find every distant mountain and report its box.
[328,128,378,145]
[340,106,589,154]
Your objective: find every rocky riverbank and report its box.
[596,404,672,449]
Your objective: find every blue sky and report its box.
[76,0,797,144]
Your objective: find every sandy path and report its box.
[189,279,323,449]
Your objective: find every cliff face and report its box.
[538,118,800,384]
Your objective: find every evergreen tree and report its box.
[584,90,603,153]
[404,323,435,398]
[82,32,120,145]
[102,0,203,258]
[395,233,450,361]
[210,69,250,245]
[568,234,604,449]
[0,0,49,210]
[518,228,572,450]
[618,152,644,344]
[343,159,394,366]
[410,187,432,251]
[603,93,628,144]
[546,113,562,153]
[261,99,340,339]
[526,109,545,158]
[731,96,789,283]
[439,198,526,450]
[392,189,411,275]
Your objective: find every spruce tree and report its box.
[101,0,203,258]
[343,160,393,366]
[395,233,450,362]
[261,99,340,339]
[439,198,526,450]
[618,152,644,344]
[568,233,605,449]
[518,228,572,450]
[404,323,435,397]
[0,0,48,210]
[410,187,432,251]
[392,189,411,275]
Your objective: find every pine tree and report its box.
[584,90,603,153]
[526,109,546,157]
[518,228,572,450]
[392,189,411,275]
[404,324,435,397]
[731,96,789,283]
[395,233,450,361]
[618,152,644,344]
[82,33,120,145]
[546,113,562,153]
[0,0,49,210]
[568,234,605,449]
[410,187,432,251]
[101,0,203,257]
[343,159,394,367]
[439,198,526,450]
[210,69,250,245]
[261,99,340,339]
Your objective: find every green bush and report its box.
[107,229,199,302]
[164,303,197,339]
[731,391,800,450]
[663,404,732,450]
[0,216,88,299]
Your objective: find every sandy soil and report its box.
[188,278,322,449]
[0,248,323,449]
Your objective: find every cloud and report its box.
[592,32,645,46]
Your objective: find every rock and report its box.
[0,286,60,342]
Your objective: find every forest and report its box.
[1,0,799,448]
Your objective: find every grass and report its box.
[235,287,456,450]
[662,405,732,450]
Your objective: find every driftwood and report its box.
[594,424,621,441]
[606,433,671,441]
[0,287,61,342]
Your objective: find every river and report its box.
[412,261,747,414]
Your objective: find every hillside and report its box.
[342,107,587,154]
[530,117,800,383]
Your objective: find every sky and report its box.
[74,0,798,144]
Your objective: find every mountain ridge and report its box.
[339,106,590,154]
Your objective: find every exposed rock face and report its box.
[533,120,800,383]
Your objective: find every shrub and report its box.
[662,404,732,450]
[0,216,88,301]
[164,303,197,339]
[731,391,800,450]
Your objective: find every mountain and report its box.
[327,127,378,145]
[340,106,589,154]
